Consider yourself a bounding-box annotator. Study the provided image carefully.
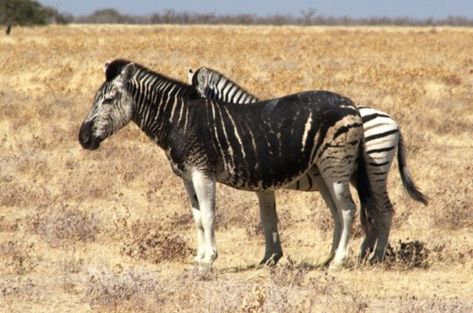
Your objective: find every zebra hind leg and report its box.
[256,191,283,266]
[359,227,378,263]
[324,179,356,269]
[358,186,377,262]
[371,195,394,263]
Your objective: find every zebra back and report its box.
[189,67,259,104]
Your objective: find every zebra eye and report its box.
[102,89,118,104]
[102,96,115,104]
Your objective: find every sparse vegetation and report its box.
[121,220,193,263]
[28,204,100,246]
[0,25,472,312]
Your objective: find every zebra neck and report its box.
[130,71,194,149]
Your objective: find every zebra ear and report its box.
[103,61,111,73]
[115,63,136,89]
[187,68,194,84]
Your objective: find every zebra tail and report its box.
[356,145,374,234]
[397,132,428,205]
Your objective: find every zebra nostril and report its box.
[80,132,90,145]
[78,122,100,150]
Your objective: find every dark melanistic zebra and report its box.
[188,66,428,262]
[79,59,371,269]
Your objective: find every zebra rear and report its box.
[188,66,428,263]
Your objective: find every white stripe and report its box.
[168,84,178,122]
[301,112,313,152]
[223,106,246,159]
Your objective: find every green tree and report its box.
[0,0,69,26]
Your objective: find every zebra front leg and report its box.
[191,171,218,266]
[183,179,206,263]
[256,191,283,266]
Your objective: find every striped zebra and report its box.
[78,59,370,269]
[188,66,428,263]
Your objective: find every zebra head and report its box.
[79,60,137,150]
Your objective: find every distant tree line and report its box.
[1,1,473,27]
[74,8,473,26]
[0,0,71,26]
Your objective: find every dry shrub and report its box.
[168,211,194,230]
[269,256,310,287]
[399,297,473,313]
[83,265,357,313]
[432,187,473,230]
[83,268,162,311]
[0,277,39,299]
[0,240,39,275]
[384,239,430,269]
[0,215,19,232]
[28,204,99,246]
[303,272,369,313]
[0,177,54,208]
[121,220,193,263]
[441,74,462,86]
[429,243,473,265]
[174,270,310,313]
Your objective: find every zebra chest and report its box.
[164,137,216,180]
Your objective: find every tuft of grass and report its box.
[28,204,100,246]
[0,240,39,275]
[399,296,473,313]
[83,267,162,312]
[121,220,193,263]
[384,239,430,269]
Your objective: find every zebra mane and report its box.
[192,67,259,102]
[105,59,131,82]
[105,59,200,98]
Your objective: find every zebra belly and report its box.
[284,166,323,192]
[216,151,318,191]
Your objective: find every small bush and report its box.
[384,239,430,269]
[83,268,162,311]
[121,221,193,263]
[28,204,99,246]
[0,240,39,275]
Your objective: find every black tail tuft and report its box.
[397,133,428,205]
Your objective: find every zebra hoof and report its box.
[328,255,348,271]
[197,249,218,266]
[369,254,385,265]
[316,251,335,268]
[328,262,344,271]
[259,253,282,266]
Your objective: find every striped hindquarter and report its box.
[189,66,427,262]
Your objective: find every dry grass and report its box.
[121,220,193,263]
[1,25,473,312]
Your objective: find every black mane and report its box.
[106,59,201,99]
[105,59,132,82]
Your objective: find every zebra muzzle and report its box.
[78,121,101,150]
